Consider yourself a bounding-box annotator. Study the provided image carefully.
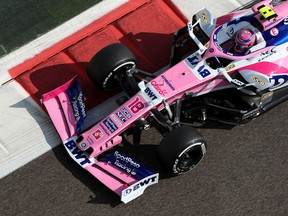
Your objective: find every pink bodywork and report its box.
[42,0,288,203]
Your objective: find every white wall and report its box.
[172,0,253,19]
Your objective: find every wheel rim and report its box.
[175,143,206,173]
[102,62,135,90]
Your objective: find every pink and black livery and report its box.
[42,0,288,203]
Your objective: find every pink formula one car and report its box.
[42,0,288,203]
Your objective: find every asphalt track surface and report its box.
[1,101,288,215]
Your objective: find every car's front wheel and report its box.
[157,125,207,176]
[87,43,136,91]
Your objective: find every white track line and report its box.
[0,0,128,85]
[0,0,127,179]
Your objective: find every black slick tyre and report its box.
[157,125,207,176]
[87,43,136,91]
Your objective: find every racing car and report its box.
[42,0,288,203]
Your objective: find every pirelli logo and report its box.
[200,12,210,25]
[225,64,236,71]
[252,76,266,86]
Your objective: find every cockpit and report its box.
[210,18,266,57]
[204,2,286,61]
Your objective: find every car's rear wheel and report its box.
[87,43,136,91]
[157,125,207,176]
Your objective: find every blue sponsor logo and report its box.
[101,151,154,180]
[160,75,175,91]
[66,81,87,132]
[269,74,288,88]
[121,107,132,119]
[227,27,234,37]
[144,87,157,100]
[187,55,199,66]
[64,140,91,166]
[116,111,127,123]
[103,117,118,133]
[197,65,211,78]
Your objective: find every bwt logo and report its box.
[187,55,199,66]
[269,74,288,89]
[144,87,158,100]
[227,27,234,37]
[123,174,158,196]
[197,65,211,78]
[186,56,211,78]
[64,140,91,166]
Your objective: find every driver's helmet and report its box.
[234,28,256,53]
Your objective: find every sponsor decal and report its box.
[150,76,176,97]
[121,107,132,119]
[111,114,123,127]
[252,76,266,86]
[102,151,154,180]
[114,160,137,176]
[186,55,200,66]
[122,174,159,197]
[188,22,192,32]
[103,117,118,133]
[92,129,103,141]
[200,12,210,25]
[261,91,273,101]
[232,79,245,86]
[186,55,211,79]
[151,81,167,97]
[265,20,277,28]
[197,65,211,78]
[214,42,223,52]
[160,75,175,91]
[144,87,158,100]
[114,151,140,168]
[66,81,87,132]
[242,109,260,119]
[258,48,276,62]
[225,64,236,71]
[87,136,94,145]
[80,142,87,148]
[270,28,279,36]
[64,139,91,166]
[116,111,127,123]
[269,74,288,89]
[70,92,86,121]
[128,97,145,114]
[100,123,110,136]
[284,17,288,25]
[226,27,234,37]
